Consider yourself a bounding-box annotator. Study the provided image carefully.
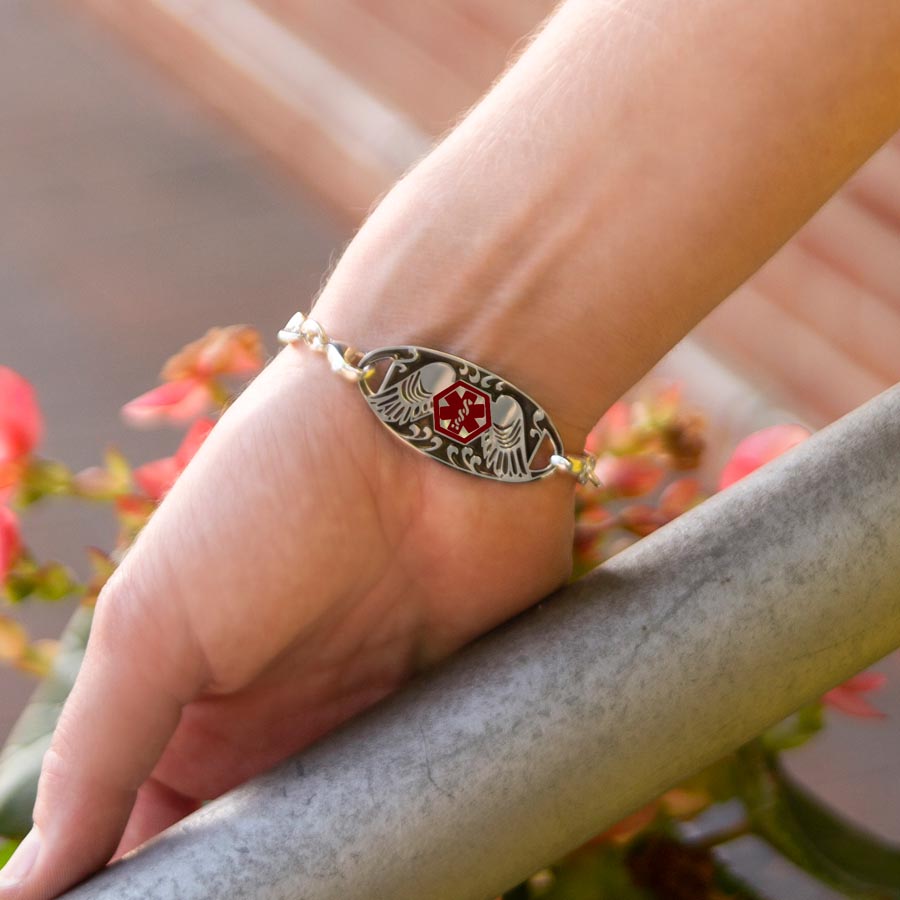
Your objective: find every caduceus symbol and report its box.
[440,390,486,436]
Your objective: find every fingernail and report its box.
[0,827,41,888]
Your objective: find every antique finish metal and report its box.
[357,345,564,483]
[278,312,596,485]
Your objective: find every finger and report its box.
[112,779,199,861]
[0,573,205,900]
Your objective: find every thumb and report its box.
[0,567,206,899]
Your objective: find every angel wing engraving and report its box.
[369,362,455,426]
[481,394,531,481]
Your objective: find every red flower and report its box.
[0,506,20,580]
[123,379,214,427]
[161,326,263,382]
[0,464,19,504]
[586,402,632,456]
[719,424,810,490]
[0,368,43,499]
[0,368,42,463]
[824,672,887,719]
[619,503,661,537]
[658,478,702,519]
[134,418,215,502]
[122,326,264,427]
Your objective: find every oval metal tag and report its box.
[357,346,563,483]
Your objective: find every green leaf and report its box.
[0,606,93,838]
[676,754,740,805]
[2,555,40,605]
[33,562,81,602]
[760,704,825,754]
[2,555,81,605]
[778,757,900,889]
[15,459,73,506]
[736,740,900,899]
[103,447,132,493]
[0,838,19,867]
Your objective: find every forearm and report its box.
[312,0,900,448]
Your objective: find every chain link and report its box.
[278,312,603,487]
[550,453,602,487]
[278,312,370,382]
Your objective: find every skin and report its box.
[2,0,900,896]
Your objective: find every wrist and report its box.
[310,173,605,452]
[307,0,900,464]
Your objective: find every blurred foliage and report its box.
[0,838,17,868]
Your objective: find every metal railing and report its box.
[62,384,900,900]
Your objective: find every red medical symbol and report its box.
[433,380,492,444]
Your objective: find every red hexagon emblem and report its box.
[433,380,492,445]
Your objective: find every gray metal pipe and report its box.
[62,384,900,900]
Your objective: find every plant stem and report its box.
[689,819,753,851]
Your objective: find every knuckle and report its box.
[32,744,75,825]
[91,562,164,659]
[38,744,70,792]
[91,557,206,701]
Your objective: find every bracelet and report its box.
[278,312,601,486]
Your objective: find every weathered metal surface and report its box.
[61,384,900,900]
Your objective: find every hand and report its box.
[0,346,574,899]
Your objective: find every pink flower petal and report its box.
[122,379,213,427]
[174,418,215,469]
[163,326,264,381]
[841,671,888,693]
[0,506,21,579]
[0,367,43,464]
[620,504,662,537]
[0,461,23,504]
[133,456,180,503]
[586,402,631,455]
[197,337,262,377]
[659,478,702,519]
[135,418,215,502]
[823,686,886,719]
[638,382,682,424]
[719,424,811,490]
[579,505,616,528]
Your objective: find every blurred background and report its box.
[1,1,898,896]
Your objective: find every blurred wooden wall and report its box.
[76,0,900,427]
[76,0,544,214]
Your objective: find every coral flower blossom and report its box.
[134,418,215,502]
[0,506,20,580]
[719,424,810,490]
[0,367,43,502]
[122,379,214,427]
[0,366,43,464]
[586,401,632,455]
[123,326,264,426]
[161,325,263,382]
[824,672,887,719]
